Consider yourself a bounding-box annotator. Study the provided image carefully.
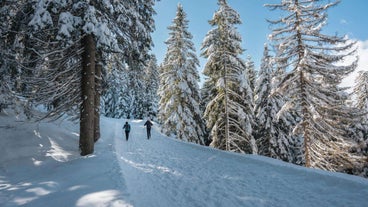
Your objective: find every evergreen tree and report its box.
[352,71,368,154]
[254,44,298,162]
[124,0,157,120]
[346,71,368,177]
[354,71,368,117]
[126,64,147,119]
[201,0,256,153]
[254,44,275,156]
[266,0,364,171]
[0,0,25,106]
[200,80,215,146]
[143,55,160,119]
[245,56,257,97]
[101,56,129,119]
[158,4,205,144]
[1,0,42,114]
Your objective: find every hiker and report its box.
[144,118,153,139]
[123,121,131,141]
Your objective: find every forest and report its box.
[0,0,367,178]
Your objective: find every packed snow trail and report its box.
[113,120,368,207]
[0,113,132,207]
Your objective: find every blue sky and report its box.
[152,0,368,85]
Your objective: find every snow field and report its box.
[1,111,368,207]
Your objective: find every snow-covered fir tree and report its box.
[199,80,214,146]
[101,55,129,119]
[126,63,147,119]
[0,0,25,107]
[143,55,160,119]
[158,4,205,144]
[266,0,364,172]
[254,44,299,162]
[245,56,257,97]
[351,71,368,154]
[254,45,274,150]
[123,0,157,120]
[354,71,368,118]
[201,0,256,153]
[0,0,44,114]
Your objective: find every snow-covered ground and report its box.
[1,109,368,207]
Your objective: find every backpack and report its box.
[145,121,152,128]
[124,124,131,132]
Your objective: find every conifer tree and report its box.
[124,0,157,120]
[158,4,205,144]
[201,0,256,153]
[0,0,26,106]
[1,0,43,114]
[266,0,363,171]
[126,64,146,119]
[254,44,276,156]
[200,80,215,146]
[245,56,257,97]
[101,55,129,119]
[255,44,298,162]
[352,71,368,154]
[354,71,368,116]
[144,55,160,119]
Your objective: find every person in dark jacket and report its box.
[144,119,153,139]
[123,121,131,141]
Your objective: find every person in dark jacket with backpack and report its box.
[123,121,131,141]
[144,119,153,139]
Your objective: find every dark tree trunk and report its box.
[80,34,96,156]
[94,50,102,142]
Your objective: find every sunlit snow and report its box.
[1,109,367,207]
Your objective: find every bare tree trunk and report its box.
[80,34,96,156]
[224,59,230,151]
[301,85,310,167]
[94,50,102,142]
[301,70,310,167]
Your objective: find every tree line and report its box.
[0,0,158,155]
[157,0,367,177]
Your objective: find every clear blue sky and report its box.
[152,0,368,83]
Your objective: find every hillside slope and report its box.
[1,111,367,207]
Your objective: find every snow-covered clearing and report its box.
[1,110,367,207]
